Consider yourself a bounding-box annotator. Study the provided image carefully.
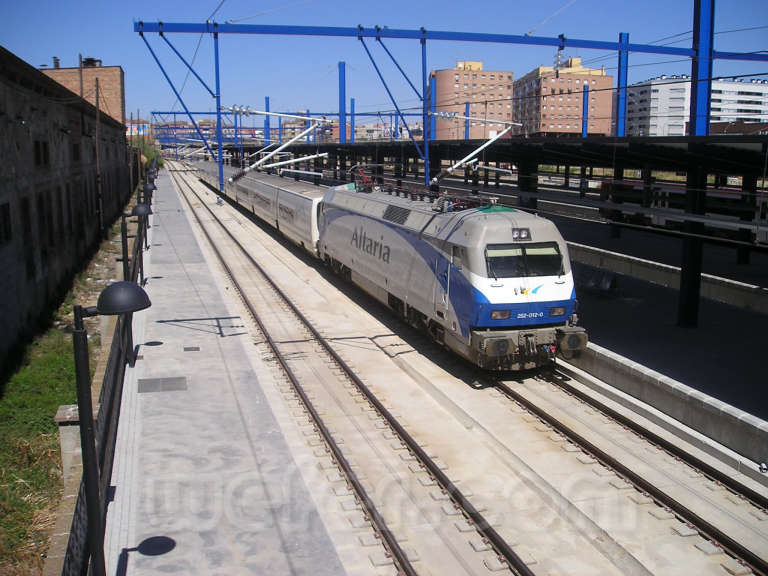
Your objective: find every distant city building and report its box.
[431,61,515,140]
[353,121,422,141]
[41,56,125,125]
[626,75,768,136]
[709,120,768,135]
[513,57,613,136]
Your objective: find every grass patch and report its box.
[0,329,79,572]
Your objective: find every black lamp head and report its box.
[131,204,153,216]
[96,281,151,315]
[145,181,157,191]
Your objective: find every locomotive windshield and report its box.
[485,242,564,278]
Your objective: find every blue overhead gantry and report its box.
[135,0,768,326]
[135,0,766,190]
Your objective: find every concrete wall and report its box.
[566,343,768,467]
[567,241,768,314]
[0,46,132,373]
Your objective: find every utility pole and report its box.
[78,53,83,97]
[129,111,134,197]
[95,78,104,235]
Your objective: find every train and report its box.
[190,160,587,370]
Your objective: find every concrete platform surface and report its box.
[103,169,346,576]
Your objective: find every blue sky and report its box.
[2,1,767,123]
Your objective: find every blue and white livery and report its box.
[318,183,587,369]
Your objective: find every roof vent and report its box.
[82,57,102,68]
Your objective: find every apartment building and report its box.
[431,61,515,140]
[513,57,613,136]
[626,75,768,136]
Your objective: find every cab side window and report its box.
[452,245,463,270]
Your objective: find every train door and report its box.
[434,249,450,322]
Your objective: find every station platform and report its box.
[103,168,346,575]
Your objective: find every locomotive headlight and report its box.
[491,310,510,320]
[511,228,531,240]
[550,306,566,316]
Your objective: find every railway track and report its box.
[492,372,768,576]
[167,163,536,576]
[169,162,768,575]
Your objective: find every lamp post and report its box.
[73,281,151,576]
[119,204,152,284]
[143,180,156,206]
[132,203,152,252]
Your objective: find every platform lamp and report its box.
[120,204,153,283]
[73,281,151,576]
[133,202,152,252]
[143,180,156,205]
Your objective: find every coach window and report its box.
[452,245,463,270]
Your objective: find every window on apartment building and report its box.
[37,193,49,264]
[651,88,659,93]
[0,203,11,247]
[455,74,459,80]
[56,187,64,242]
[591,80,596,84]
[65,183,73,234]
[20,197,34,279]
[472,74,477,79]
[34,140,50,167]
[454,83,459,88]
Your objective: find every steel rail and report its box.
[550,364,768,510]
[493,376,768,576]
[180,163,536,576]
[168,168,418,576]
